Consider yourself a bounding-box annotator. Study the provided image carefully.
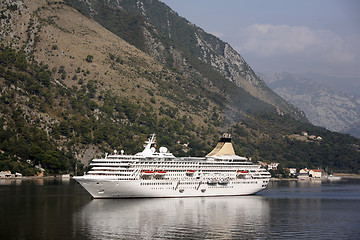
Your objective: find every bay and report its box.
[0,178,359,239]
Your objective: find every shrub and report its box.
[85,55,93,63]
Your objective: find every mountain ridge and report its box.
[261,72,360,138]
[64,0,307,122]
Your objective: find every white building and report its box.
[309,169,322,178]
[288,168,297,175]
[268,162,279,170]
[0,171,22,178]
[0,171,12,178]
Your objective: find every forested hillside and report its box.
[1,46,359,175]
[230,114,360,173]
[0,0,359,175]
[0,46,218,175]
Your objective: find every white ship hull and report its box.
[75,177,268,199]
[74,134,271,199]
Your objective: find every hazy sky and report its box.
[161,0,360,79]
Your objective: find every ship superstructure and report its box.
[74,134,271,198]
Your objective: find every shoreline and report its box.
[270,173,360,181]
[0,176,71,180]
[2,173,360,181]
[333,173,360,179]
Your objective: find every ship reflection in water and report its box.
[73,196,269,239]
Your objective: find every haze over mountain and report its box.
[261,72,360,138]
[0,0,359,175]
[302,73,360,97]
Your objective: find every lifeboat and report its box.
[186,170,195,176]
[218,178,229,185]
[207,178,218,185]
[236,170,249,179]
[140,170,154,178]
[154,170,166,178]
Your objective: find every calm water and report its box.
[1,178,360,239]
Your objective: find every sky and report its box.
[161,0,360,80]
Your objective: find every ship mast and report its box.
[139,133,156,156]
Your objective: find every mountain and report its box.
[0,0,359,175]
[1,0,235,166]
[63,0,307,122]
[261,72,360,138]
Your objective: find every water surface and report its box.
[1,178,359,239]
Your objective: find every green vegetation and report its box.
[64,0,147,51]
[0,46,213,175]
[0,46,75,175]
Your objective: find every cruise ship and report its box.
[74,134,271,198]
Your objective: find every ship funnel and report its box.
[206,133,235,157]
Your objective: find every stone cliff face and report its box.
[191,31,306,119]
[194,31,262,87]
[140,1,305,119]
[261,72,360,138]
